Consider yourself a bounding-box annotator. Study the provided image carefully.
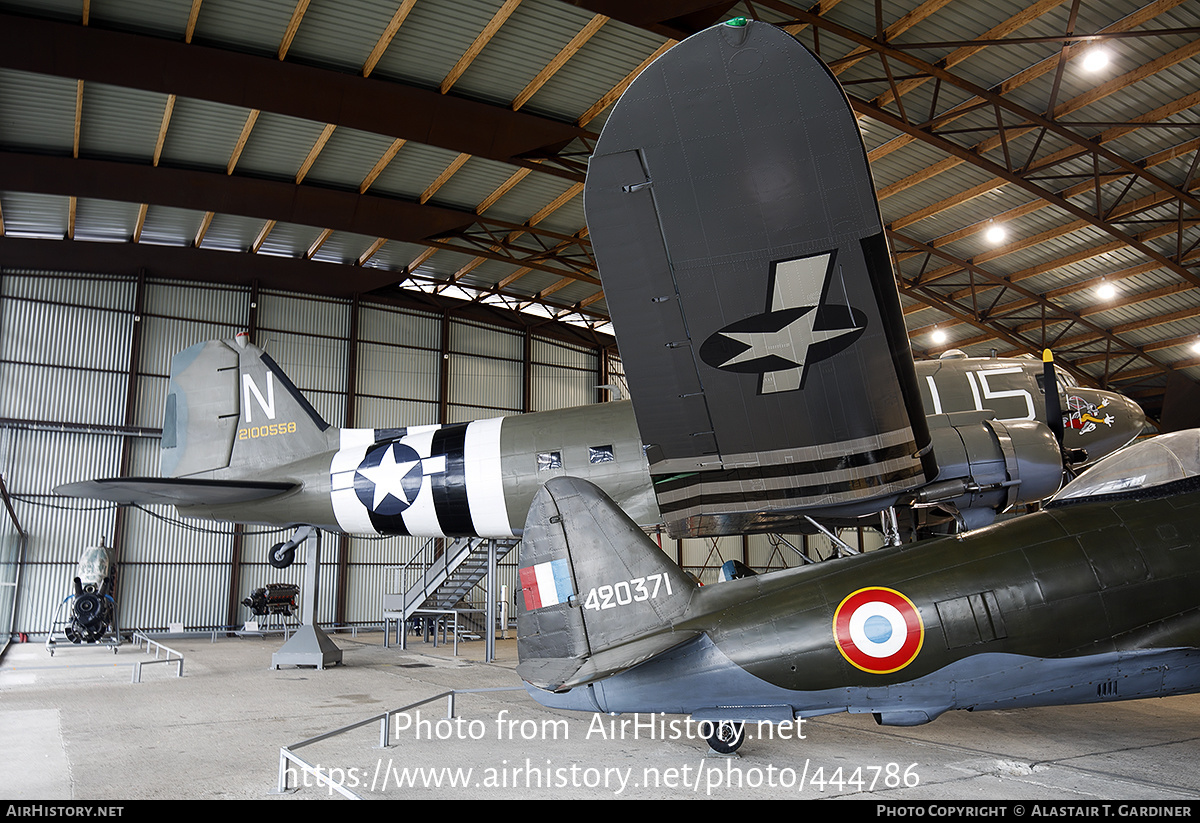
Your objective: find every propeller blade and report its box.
[1043,349,1065,444]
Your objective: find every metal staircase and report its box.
[385,537,519,636]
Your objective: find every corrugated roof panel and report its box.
[452,0,601,110]
[408,246,491,282]
[285,0,403,73]
[299,124,398,191]
[79,82,167,163]
[139,204,205,246]
[367,140,468,200]
[74,197,140,242]
[237,110,331,181]
[257,220,328,258]
[89,0,194,38]
[549,279,601,308]
[452,256,518,292]
[369,0,508,91]
[0,69,77,153]
[189,0,298,57]
[199,212,266,252]
[480,170,578,226]
[520,18,669,125]
[158,96,255,172]
[361,239,430,272]
[536,190,585,235]
[0,191,69,238]
[0,0,82,22]
[503,268,560,297]
[428,155,528,213]
[310,229,386,265]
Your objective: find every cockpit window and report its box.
[1054,365,1077,389]
[1050,430,1200,504]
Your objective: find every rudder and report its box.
[517,476,697,691]
[160,333,330,480]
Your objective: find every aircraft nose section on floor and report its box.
[1061,387,1146,465]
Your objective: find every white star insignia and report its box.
[356,444,420,511]
[719,310,860,370]
[717,253,864,393]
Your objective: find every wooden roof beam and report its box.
[278,0,311,61]
[512,14,607,112]
[152,94,175,167]
[360,138,406,194]
[73,80,83,159]
[577,41,674,127]
[185,0,202,44]
[295,123,336,184]
[441,0,522,94]
[362,0,418,78]
[133,203,148,243]
[252,219,276,253]
[306,227,332,259]
[0,13,590,177]
[227,109,259,175]
[421,153,471,204]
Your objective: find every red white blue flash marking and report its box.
[520,559,575,610]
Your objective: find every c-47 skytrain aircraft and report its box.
[58,19,1143,557]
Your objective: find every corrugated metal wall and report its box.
[1,269,619,637]
[0,476,26,656]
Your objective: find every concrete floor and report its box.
[2,628,1199,801]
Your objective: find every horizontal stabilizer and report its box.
[55,477,296,506]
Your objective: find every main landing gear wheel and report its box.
[268,542,296,569]
[705,721,745,754]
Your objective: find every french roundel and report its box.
[833,587,924,674]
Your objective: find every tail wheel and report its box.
[706,721,745,755]
[268,543,296,569]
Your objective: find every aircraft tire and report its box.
[705,721,745,755]
[268,543,296,569]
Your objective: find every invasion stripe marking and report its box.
[653,441,920,494]
[656,467,925,516]
[430,423,474,537]
[463,417,513,536]
[655,455,923,503]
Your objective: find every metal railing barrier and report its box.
[276,685,524,799]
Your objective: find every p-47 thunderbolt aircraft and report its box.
[57,19,1142,552]
[516,430,1200,753]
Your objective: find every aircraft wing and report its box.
[585,20,934,534]
[55,478,297,506]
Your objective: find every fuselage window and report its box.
[589,445,615,464]
[537,451,562,471]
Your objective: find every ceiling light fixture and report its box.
[1097,276,1116,300]
[985,221,1006,244]
[1082,48,1111,72]
[932,326,947,345]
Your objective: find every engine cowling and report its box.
[921,412,1063,529]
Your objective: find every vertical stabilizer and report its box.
[517,476,697,690]
[161,336,330,479]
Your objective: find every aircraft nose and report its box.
[1061,387,1146,464]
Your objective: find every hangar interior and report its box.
[1,0,1199,657]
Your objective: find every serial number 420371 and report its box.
[582,573,674,611]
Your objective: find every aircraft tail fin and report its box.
[160,334,331,479]
[516,476,699,691]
